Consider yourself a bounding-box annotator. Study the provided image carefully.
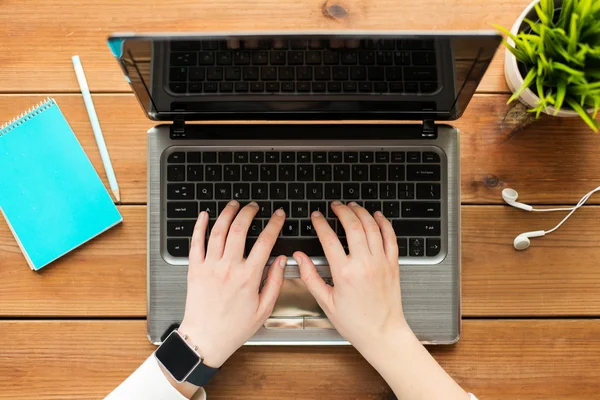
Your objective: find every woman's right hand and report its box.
[293,200,411,353]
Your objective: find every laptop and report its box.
[108,32,501,345]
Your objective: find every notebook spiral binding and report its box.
[0,97,55,137]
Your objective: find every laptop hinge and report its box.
[421,119,437,139]
[171,118,186,139]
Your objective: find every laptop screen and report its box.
[108,32,500,121]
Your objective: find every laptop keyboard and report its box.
[168,39,439,95]
[164,148,444,261]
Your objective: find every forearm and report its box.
[357,327,469,400]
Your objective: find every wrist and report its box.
[177,322,228,368]
[354,320,417,362]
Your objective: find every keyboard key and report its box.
[359,50,375,65]
[187,152,201,163]
[283,220,299,236]
[313,152,327,162]
[412,51,436,66]
[407,152,421,163]
[233,152,248,163]
[292,202,309,218]
[391,152,405,163]
[250,152,264,163]
[289,183,305,199]
[257,201,272,218]
[373,82,387,93]
[206,67,223,81]
[376,51,393,65]
[279,67,295,81]
[314,66,330,80]
[398,183,415,199]
[171,52,197,66]
[203,152,217,163]
[397,238,408,257]
[358,82,373,92]
[242,165,259,181]
[420,82,438,93]
[365,201,381,214]
[327,82,342,92]
[260,165,277,181]
[426,238,442,256]
[279,165,295,181]
[394,51,411,65]
[409,238,425,257]
[307,183,323,199]
[341,51,358,65]
[301,220,317,236]
[199,201,217,218]
[188,82,202,93]
[282,152,295,163]
[274,201,290,216]
[288,51,304,65]
[167,202,198,218]
[170,67,187,81]
[368,66,385,80]
[234,51,251,65]
[167,239,189,257]
[343,183,360,199]
[402,202,441,218]
[234,82,249,92]
[270,51,286,65]
[379,39,395,50]
[224,165,240,181]
[309,201,327,214]
[198,52,214,65]
[187,165,203,181]
[167,165,185,181]
[333,165,350,181]
[242,67,259,80]
[248,220,263,237]
[168,220,195,236]
[250,82,265,92]
[270,183,286,199]
[343,82,357,92]
[315,165,332,181]
[325,183,342,199]
[252,50,269,65]
[350,66,366,80]
[296,66,312,81]
[168,184,194,199]
[388,165,405,181]
[323,50,339,65]
[266,82,280,92]
[297,165,313,181]
[361,183,378,199]
[416,183,441,199]
[233,183,250,200]
[407,165,441,181]
[380,183,396,199]
[386,67,403,81]
[252,183,268,200]
[375,152,389,163]
[298,152,311,163]
[282,82,295,92]
[218,202,229,214]
[344,152,358,163]
[393,221,441,236]
[216,52,232,65]
[196,183,213,199]
[383,201,400,218]
[423,152,441,162]
[168,152,185,163]
[328,152,343,163]
[224,67,241,81]
[215,183,231,199]
[297,82,310,92]
[389,83,404,93]
[404,67,437,81]
[169,82,187,93]
[352,165,368,181]
[312,82,326,92]
[370,165,387,181]
[266,152,279,163]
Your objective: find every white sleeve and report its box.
[469,394,478,400]
[104,355,207,400]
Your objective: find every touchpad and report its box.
[271,278,326,318]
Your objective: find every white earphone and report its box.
[502,186,600,250]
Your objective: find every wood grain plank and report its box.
[1,94,598,205]
[0,319,598,400]
[0,0,530,93]
[1,206,599,317]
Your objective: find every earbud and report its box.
[513,230,546,250]
[502,188,533,211]
[504,186,600,251]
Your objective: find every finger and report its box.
[311,210,347,268]
[206,200,239,259]
[294,252,333,311]
[347,202,384,255]
[330,201,370,256]
[247,207,286,267]
[189,211,209,264]
[223,201,259,261]
[374,211,399,265]
[257,255,287,318]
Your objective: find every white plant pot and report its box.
[504,0,584,117]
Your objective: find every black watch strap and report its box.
[186,361,220,387]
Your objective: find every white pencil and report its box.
[72,55,121,204]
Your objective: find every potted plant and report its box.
[496,0,600,132]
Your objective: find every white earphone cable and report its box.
[544,186,600,234]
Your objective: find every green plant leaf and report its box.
[508,67,538,104]
[568,13,580,55]
[535,3,550,26]
[566,97,600,132]
[554,80,568,115]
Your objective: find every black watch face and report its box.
[155,332,200,382]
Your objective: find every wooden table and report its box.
[1,1,599,399]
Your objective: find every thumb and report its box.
[294,251,333,311]
[258,255,287,318]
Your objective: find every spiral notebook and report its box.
[0,98,122,271]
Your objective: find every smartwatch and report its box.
[154,330,220,386]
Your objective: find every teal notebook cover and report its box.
[0,98,122,270]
